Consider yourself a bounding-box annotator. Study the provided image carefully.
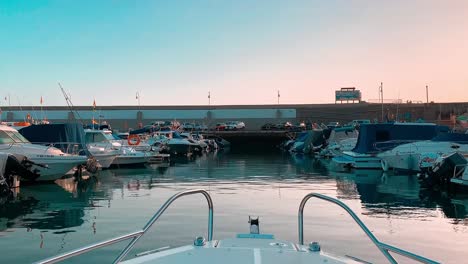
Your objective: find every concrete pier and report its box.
[204,130,293,149]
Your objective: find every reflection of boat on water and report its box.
[289,155,329,176]
[331,167,468,220]
[0,177,111,233]
[1,183,85,232]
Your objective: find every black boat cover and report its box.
[18,123,89,155]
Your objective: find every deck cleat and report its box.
[248,216,260,234]
[193,236,206,246]
[309,241,321,252]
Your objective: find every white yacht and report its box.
[37,190,438,264]
[0,125,87,181]
[84,129,147,167]
[332,123,443,170]
[379,140,468,172]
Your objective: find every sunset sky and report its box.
[1,0,467,106]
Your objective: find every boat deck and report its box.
[123,237,355,264]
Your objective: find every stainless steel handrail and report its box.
[298,193,439,264]
[37,189,214,264]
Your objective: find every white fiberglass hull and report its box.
[29,156,88,181]
[145,152,170,164]
[121,237,354,264]
[93,153,116,169]
[113,154,147,166]
[2,143,87,181]
[332,151,382,170]
[378,141,468,172]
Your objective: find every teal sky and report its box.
[1,0,467,106]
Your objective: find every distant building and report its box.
[335,87,361,104]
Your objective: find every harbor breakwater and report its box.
[1,102,467,130]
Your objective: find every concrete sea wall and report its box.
[1,102,467,130]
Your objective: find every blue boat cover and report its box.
[19,123,89,155]
[352,123,442,154]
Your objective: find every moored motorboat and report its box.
[19,123,113,170]
[85,129,147,167]
[319,126,358,158]
[149,131,201,156]
[332,123,444,170]
[379,138,468,173]
[1,125,87,181]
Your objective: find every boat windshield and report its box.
[85,132,114,143]
[0,130,31,144]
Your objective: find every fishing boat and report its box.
[332,123,444,170]
[0,125,87,181]
[37,189,438,264]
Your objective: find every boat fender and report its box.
[128,134,141,146]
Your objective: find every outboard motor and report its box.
[0,154,40,196]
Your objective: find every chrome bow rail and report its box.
[298,193,439,264]
[37,189,214,264]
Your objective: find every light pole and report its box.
[136,92,141,111]
[277,90,280,104]
[380,82,384,122]
[208,91,211,105]
[426,85,429,104]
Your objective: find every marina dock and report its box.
[203,130,293,148]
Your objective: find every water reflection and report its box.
[0,153,466,263]
[3,180,99,233]
[316,158,468,221]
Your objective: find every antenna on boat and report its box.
[59,82,84,124]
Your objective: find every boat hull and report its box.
[93,153,116,169]
[28,156,88,181]
[332,152,382,170]
[112,155,147,166]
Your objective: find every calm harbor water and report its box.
[1,152,467,263]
